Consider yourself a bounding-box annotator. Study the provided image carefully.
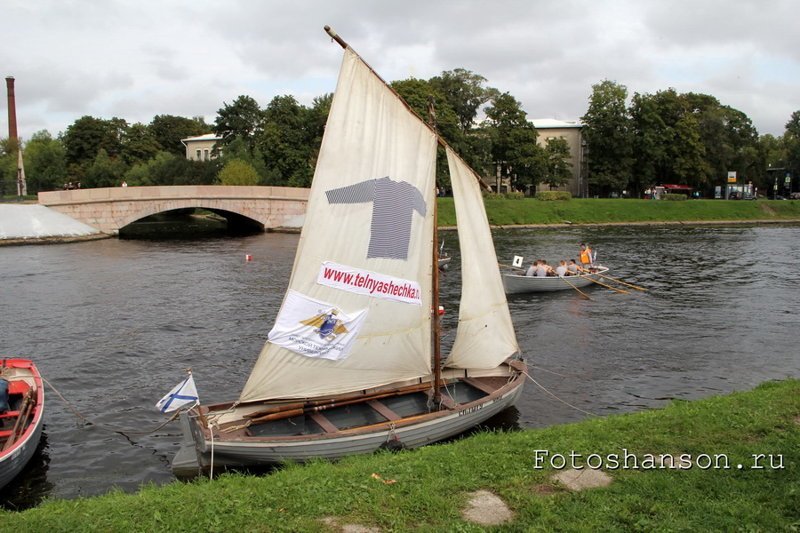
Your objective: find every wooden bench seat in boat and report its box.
[0,410,20,420]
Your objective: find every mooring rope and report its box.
[522,370,597,417]
[42,376,181,437]
[528,365,570,378]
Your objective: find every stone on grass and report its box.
[321,516,381,533]
[552,468,612,491]
[461,490,513,526]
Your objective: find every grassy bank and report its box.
[3,379,797,531]
[437,198,800,227]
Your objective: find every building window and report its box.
[204,149,210,161]
[195,149,202,161]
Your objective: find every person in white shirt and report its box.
[525,261,537,277]
[535,260,549,277]
[555,260,568,277]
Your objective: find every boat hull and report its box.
[0,359,45,491]
[173,361,526,474]
[502,267,609,294]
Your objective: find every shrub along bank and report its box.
[437,197,800,227]
[2,379,797,531]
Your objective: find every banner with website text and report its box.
[316,261,422,305]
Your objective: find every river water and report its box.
[2,224,799,508]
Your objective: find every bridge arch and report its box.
[116,202,266,232]
[38,185,309,234]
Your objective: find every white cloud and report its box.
[1,0,798,141]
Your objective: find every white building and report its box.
[181,133,222,161]
[531,119,586,198]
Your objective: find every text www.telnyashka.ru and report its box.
[533,449,784,470]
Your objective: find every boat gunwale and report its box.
[192,360,526,444]
[502,265,609,281]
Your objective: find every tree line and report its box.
[1,71,798,197]
[582,80,800,197]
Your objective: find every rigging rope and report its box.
[42,376,181,437]
[522,370,597,417]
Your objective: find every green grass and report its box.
[2,379,797,531]
[437,198,800,226]
[0,195,37,203]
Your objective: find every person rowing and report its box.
[555,260,569,277]
[567,259,579,275]
[535,259,551,277]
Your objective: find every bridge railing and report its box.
[39,185,310,206]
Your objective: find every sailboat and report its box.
[172,26,526,474]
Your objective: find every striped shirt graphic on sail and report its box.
[326,177,426,260]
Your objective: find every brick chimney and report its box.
[6,76,18,142]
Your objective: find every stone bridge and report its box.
[38,185,309,234]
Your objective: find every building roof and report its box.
[531,118,582,129]
[181,133,222,142]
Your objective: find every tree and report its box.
[257,95,314,186]
[214,95,264,152]
[541,137,572,189]
[122,122,160,166]
[22,131,67,193]
[482,92,542,191]
[629,92,668,194]
[61,116,128,181]
[0,137,17,196]
[218,159,260,185]
[150,115,208,156]
[669,112,710,187]
[785,110,800,190]
[218,136,268,179]
[304,94,333,178]
[429,69,497,134]
[124,151,218,186]
[83,149,128,188]
[721,106,760,183]
[391,77,468,189]
[581,80,633,196]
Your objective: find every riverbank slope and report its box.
[439,198,800,227]
[3,379,797,530]
[0,204,105,245]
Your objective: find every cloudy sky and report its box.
[3,0,798,141]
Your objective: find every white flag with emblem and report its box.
[268,290,368,361]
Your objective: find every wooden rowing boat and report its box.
[502,266,610,294]
[0,358,45,491]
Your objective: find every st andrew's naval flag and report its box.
[156,374,200,413]
[268,290,368,361]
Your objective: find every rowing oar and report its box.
[577,269,629,294]
[593,271,647,292]
[557,274,593,300]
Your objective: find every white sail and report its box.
[240,48,438,402]
[445,147,519,368]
